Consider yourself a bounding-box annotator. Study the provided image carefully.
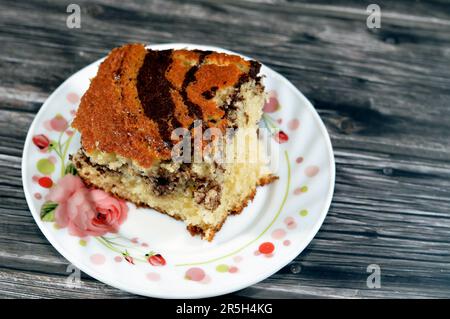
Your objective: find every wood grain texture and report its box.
[1,0,450,298]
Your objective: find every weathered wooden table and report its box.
[1,0,449,298]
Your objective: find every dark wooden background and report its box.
[1,0,450,298]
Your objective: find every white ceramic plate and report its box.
[22,43,335,298]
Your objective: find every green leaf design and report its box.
[64,162,78,176]
[40,201,58,222]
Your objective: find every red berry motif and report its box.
[146,252,166,266]
[32,134,50,150]
[122,251,134,265]
[274,131,289,144]
[38,176,53,188]
[259,242,275,255]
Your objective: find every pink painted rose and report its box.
[45,175,128,237]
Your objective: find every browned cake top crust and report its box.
[72,43,261,168]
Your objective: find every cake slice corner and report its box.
[71,43,277,241]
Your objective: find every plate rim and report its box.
[22,43,335,298]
